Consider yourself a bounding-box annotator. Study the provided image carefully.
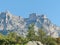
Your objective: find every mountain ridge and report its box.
[0,11,60,38]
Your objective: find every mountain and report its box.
[25,13,60,38]
[0,11,60,38]
[0,11,26,35]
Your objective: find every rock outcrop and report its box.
[26,41,43,45]
[0,11,60,38]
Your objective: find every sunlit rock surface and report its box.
[26,41,43,45]
[0,11,60,38]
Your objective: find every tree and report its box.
[6,32,17,44]
[44,36,57,45]
[38,28,46,43]
[56,38,60,45]
[47,41,57,45]
[27,23,36,41]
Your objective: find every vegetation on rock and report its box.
[0,24,60,45]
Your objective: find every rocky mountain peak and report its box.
[40,14,47,19]
[0,11,60,38]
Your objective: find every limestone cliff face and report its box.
[25,13,60,38]
[0,11,25,31]
[0,11,60,38]
[0,11,26,35]
[0,12,6,30]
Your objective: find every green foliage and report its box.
[26,24,58,45]
[43,36,57,45]
[27,24,36,41]
[0,23,59,45]
[56,38,60,43]
[56,38,60,45]
[38,28,46,41]
[47,41,57,45]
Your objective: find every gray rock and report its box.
[26,41,43,45]
[0,11,60,38]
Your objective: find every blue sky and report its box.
[0,0,60,26]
